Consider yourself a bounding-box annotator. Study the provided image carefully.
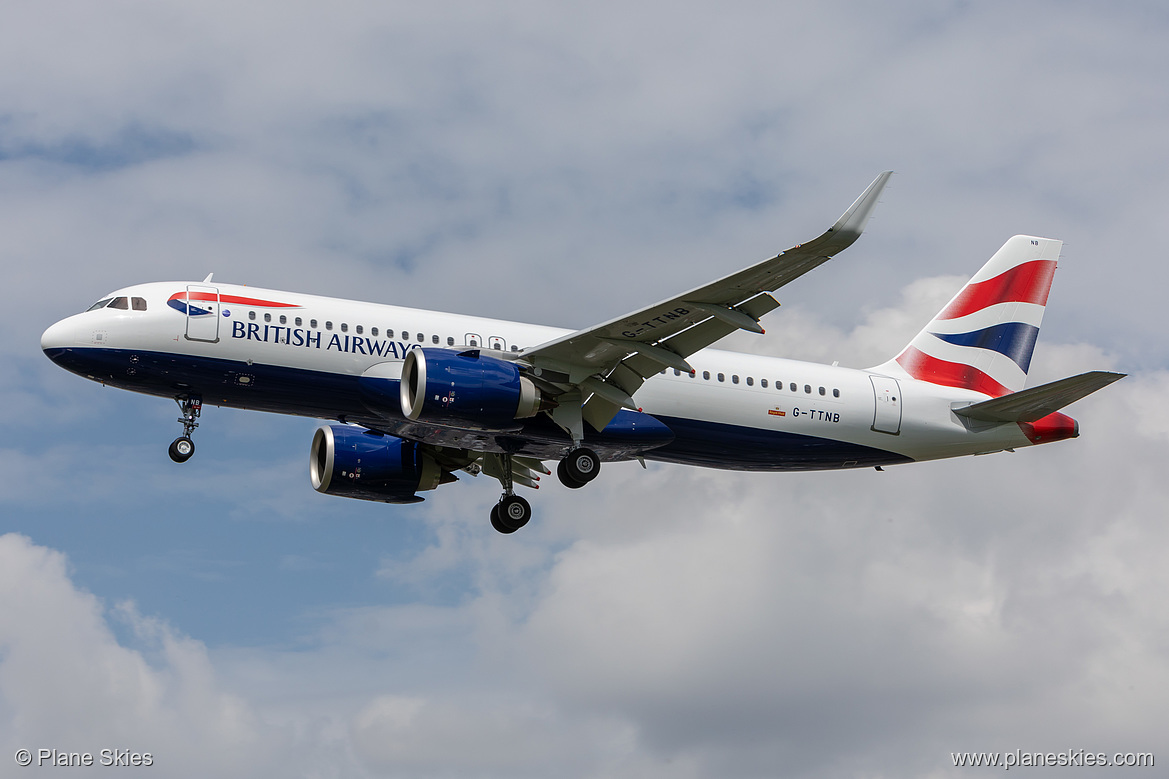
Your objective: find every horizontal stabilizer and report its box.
[953,371,1125,423]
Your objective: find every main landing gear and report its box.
[489,450,534,534]
[489,447,602,534]
[168,396,201,463]
[490,494,532,535]
[556,447,601,489]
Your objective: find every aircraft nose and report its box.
[41,317,78,357]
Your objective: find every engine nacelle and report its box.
[400,348,545,431]
[310,425,441,504]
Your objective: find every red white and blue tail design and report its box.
[875,235,1061,397]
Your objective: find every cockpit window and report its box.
[132,297,147,311]
[109,297,129,310]
[86,298,113,312]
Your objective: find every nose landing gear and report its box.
[169,396,201,463]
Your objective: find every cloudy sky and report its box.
[3,1,1167,776]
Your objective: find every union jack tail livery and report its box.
[879,235,1061,398]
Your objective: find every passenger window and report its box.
[717,373,725,382]
[746,377,754,386]
[447,337,455,346]
[760,379,768,388]
[432,334,439,344]
[249,311,256,321]
[326,321,333,331]
[340,323,348,333]
[833,388,840,398]
[386,329,394,338]
[295,317,303,326]
[417,332,424,342]
[310,319,318,329]
[804,385,812,394]
[689,370,696,378]
[109,297,129,310]
[790,383,797,392]
[264,313,271,323]
[371,327,378,337]
[673,369,681,376]
[131,297,147,311]
[732,375,739,384]
[819,386,826,396]
[356,325,363,335]
[402,331,409,340]
[279,315,287,324]
[703,371,710,380]
[510,344,518,352]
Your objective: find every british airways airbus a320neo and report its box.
[41,173,1123,533]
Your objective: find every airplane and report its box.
[40,172,1124,533]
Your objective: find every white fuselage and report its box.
[41,280,1039,471]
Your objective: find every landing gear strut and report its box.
[169,396,201,463]
[489,452,533,534]
[486,448,600,534]
[557,447,600,489]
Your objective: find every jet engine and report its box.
[310,425,442,503]
[399,348,549,431]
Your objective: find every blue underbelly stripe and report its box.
[645,415,912,471]
[44,347,910,471]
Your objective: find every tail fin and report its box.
[872,235,1061,397]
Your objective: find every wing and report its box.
[521,171,893,435]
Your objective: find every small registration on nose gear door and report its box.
[185,284,220,343]
[870,375,902,434]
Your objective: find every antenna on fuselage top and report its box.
[202,273,214,283]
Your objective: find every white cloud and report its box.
[0,534,308,777]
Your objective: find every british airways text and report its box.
[231,322,421,358]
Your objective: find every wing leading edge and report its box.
[522,171,893,435]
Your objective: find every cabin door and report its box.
[185,284,220,343]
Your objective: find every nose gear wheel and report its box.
[169,396,202,463]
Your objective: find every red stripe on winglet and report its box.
[938,260,1056,320]
[895,346,1012,397]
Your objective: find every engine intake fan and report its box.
[310,425,441,504]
